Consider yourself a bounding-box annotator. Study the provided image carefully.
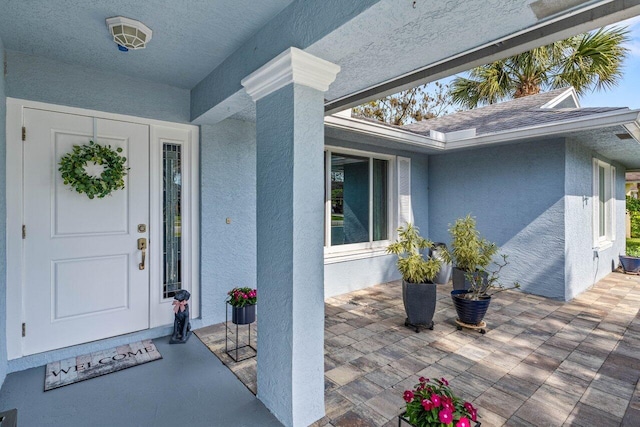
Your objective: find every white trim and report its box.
[242,47,340,101]
[149,125,200,327]
[324,247,391,264]
[592,158,616,249]
[323,145,395,256]
[539,87,580,109]
[325,114,444,150]
[6,98,199,360]
[325,109,640,152]
[397,156,413,226]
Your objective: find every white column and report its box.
[242,48,340,427]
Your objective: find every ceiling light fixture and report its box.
[106,16,152,52]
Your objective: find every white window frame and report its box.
[324,146,396,261]
[592,158,616,249]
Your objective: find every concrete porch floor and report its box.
[0,336,282,426]
[196,272,640,426]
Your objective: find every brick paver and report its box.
[195,272,640,426]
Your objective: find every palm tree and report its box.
[450,27,629,109]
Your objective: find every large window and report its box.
[325,149,392,250]
[593,159,616,247]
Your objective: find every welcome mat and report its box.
[44,339,162,391]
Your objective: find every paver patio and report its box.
[195,272,640,427]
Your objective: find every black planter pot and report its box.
[430,243,452,285]
[232,304,256,325]
[451,268,488,291]
[402,280,436,332]
[620,255,640,274]
[451,290,491,325]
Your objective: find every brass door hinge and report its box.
[22,323,26,337]
[22,126,26,142]
[22,225,26,239]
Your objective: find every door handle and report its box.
[137,238,147,270]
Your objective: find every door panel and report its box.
[23,109,150,355]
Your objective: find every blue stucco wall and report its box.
[564,139,626,300]
[324,138,429,298]
[199,119,257,326]
[429,139,566,299]
[5,50,190,123]
[0,37,8,387]
[190,0,380,120]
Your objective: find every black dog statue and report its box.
[170,290,191,344]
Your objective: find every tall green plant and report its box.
[627,196,640,238]
[448,215,498,272]
[387,223,441,284]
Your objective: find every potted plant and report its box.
[452,254,519,327]
[400,377,480,427]
[226,287,257,324]
[387,223,442,332]
[447,215,498,291]
[620,246,640,274]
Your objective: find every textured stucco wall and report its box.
[429,139,566,299]
[199,119,257,325]
[565,139,626,300]
[255,84,325,427]
[190,0,380,120]
[6,50,190,123]
[323,138,429,298]
[0,37,7,387]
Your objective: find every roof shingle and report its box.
[402,88,627,136]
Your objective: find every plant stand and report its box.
[225,303,256,362]
[455,318,487,334]
[404,318,434,333]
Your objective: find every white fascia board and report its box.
[623,120,640,143]
[445,109,640,150]
[325,109,640,153]
[540,87,580,109]
[324,115,445,150]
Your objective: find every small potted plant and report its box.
[400,377,480,427]
[451,255,519,331]
[620,246,640,274]
[387,223,442,332]
[226,287,257,324]
[447,215,497,291]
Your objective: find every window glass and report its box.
[331,153,369,245]
[163,144,182,298]
[327,151,390,247]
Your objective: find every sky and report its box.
[580,15,640,109]
[432,15,640,111]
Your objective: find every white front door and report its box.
[23,109,150,355]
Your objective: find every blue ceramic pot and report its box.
[451,290,491,326]
[620,255,640,274]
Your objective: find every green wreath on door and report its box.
[58,141,129,199]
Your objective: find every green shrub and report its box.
[627,197,640,238]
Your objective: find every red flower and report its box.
[442,400,453,411]
[471,409,478,422]
[464,402,475,412]
[431,394,441,408]
[440,377,449,386]
[419,376,427,383]
[403,390,414,403]
[421,399,433,411]
[456,417,471,427]
[438,408,453,424]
